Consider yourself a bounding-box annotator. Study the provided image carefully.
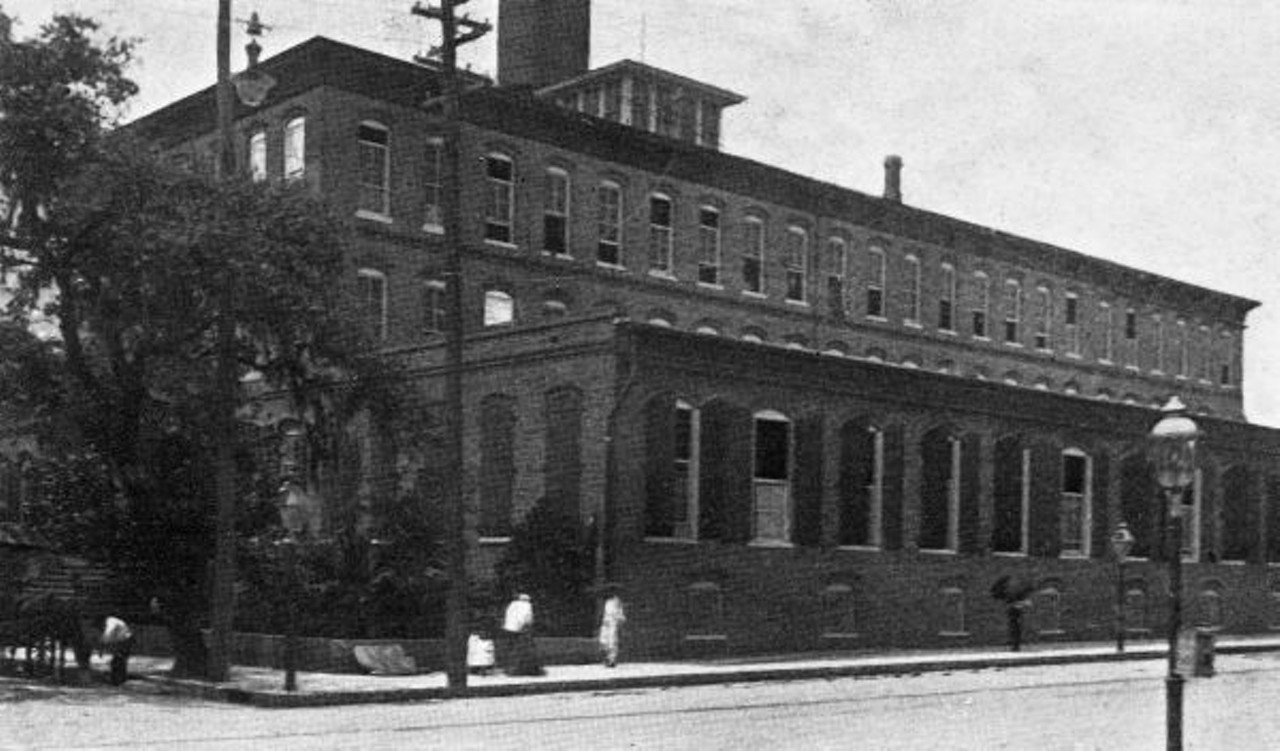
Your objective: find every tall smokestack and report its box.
[883,155,903,203]
[498,0,591,89]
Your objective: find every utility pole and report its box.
[207,0,239,683]
[411,0,490,690]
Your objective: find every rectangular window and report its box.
[827,238,847,318]
[631,81,651,130]
[1004,280,1021,344]
[655,84,677,137]
[356,269,387,341]
[972,273,989,338]
[753,414,791,544]
[1125,309,1138,367]
[596,182,623,266]
[1198,325,1211,381]
[1060,451,1091,557]
[602,80,622,121]
[866,247,886,318]
[543,169,570,255]
[357,122,390,217]
[743,218,765,294]
[648,194,674,274]
[1153,315,1165,372]
[423,137,443,231]
[1100,302,1114,362]
[938,264,955,331]
[904,255,921,325]
[1177,320,1188,377]
[1220,331,1234,386]
[699,102,721,149]
[283,116,306,180]
[248,131,267,182]
[423,280,446,335]
[1065,293,1080,354]
[785,227,807,303]
[672,403,699,538]
[1034,287,1051,350]
[484,155,514,244]
[697,207,721,284]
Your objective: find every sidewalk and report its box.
[122,634,1280,708]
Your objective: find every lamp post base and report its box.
[1166,673,1184,751]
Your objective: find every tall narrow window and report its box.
[1034,286,1051,350]
[673,401,700,539]
[1124,308,1138,368]
[483,289,514,327]
[1220,330,1235,386]
[992,438,1029,554]
[478,395,517,538]
[248,130,267,182]
[699,102,721,149]
[753,411,792,544]
[904,255,921,325]
[1153,315,1165,373]
[827,238,847,318]
[357,121,390,217]
[648,193,674,274]
[839,423,883,548]
[698,207,721,285]
[484,154,514,244]
[1060,449,1092,557]
[785,227,807,303]
[938,263,956,332]
[544,386,584,513]
[423,280,446,335]
[1004,279,1021,344]
[602,80,622,121]
[356,268,387,341]
[1197,325,1211,382]
[1065,293,1080,355]
[543,168,570,255]
[1177,319,1188,377]
[631,81,651,130]
[920,429,960,552]
[1100,302,1114,362]
[596,181,623,266]
[283,116,305,180]
[972,272,989,338]
[743,217,765,294]
[866,247,886,318]
[423,137,443,231]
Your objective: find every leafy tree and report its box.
[0,10,410,678]
[495,498,597,636]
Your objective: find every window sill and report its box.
[784,298,810,307]
[1219,559,1248,566]
[748,540,795,549]
[683,634,728,642]
[1004,341,1023,348]
[423,223,444,235]
[356,209,393,224]
[972,335,990,342]
[542,251,575,260]
[904,320,923,329]
[478,536,512,545]
[741,290,767,299]
[1059,552,1089,560]
[648,269,678,281]
[919,548,958,556]
[991,551,1028,558]
[821,632,861,640]
[1066,352,1082,359]
[484,239,519,250]
[596,261,626,271]
[939,631,970,638]
[644,536,699,545]
[938,328,957,336]
[1099,358,1114,366]
[697,281,724,291]
[865,314,888,323]
[837,545,882,552]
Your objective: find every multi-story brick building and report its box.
[124,0,1280,656]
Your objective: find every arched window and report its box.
[971,271,990,338]
[752,410,792,544]
[248,129,267,182]
[1221,466,1252,563]
[992,437,1029,554]
[423,136,444,231]
[544,386,584,513]
[483,289,515,327]
[283,115,305,180]
[698,206,721,285]
[542,167,571,255]
[938,262,956,332]
[903,254,921,325]
[596,181,623,267]
[1033,585,1064,635]
[920,428,960,552]
[478,394,518,539]
[939,585,966,636]
[423,279,446,335]
[742,216,766,295]
[1060,448,1092,557]
[827,238,848,318]
[484,153,515,244]
[839,422,883,548]
[356,121,390,218]
[647,193,674,275]
[821,583,859,639]
[1064,292,1080,355]
[1034,286,1051,350]
[1099,301,1114,363]
[784,226,808,303]
[356,268,387,340]
[865,246,886,318]
[1003,279,1021,344]
[684,581,725,641]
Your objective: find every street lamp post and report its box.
[1150,396,1200,751]
[277,479,305,692]
[1111,522,1135,653]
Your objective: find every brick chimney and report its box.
[498,0,591,89]
[883,155,903,203]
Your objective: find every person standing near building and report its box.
[598,585,626,668]
[99,615,134,685]
[502,593,543,676]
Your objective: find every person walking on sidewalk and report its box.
[502,593,543,676]
[99,615,134,685]
[598,585,626,668]
[991,575,1035,652]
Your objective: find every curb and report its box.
[135,642,1278,709]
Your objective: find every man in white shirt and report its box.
[99,615,134,685]
[501,594,543,676]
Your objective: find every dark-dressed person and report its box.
[501,593,543,676]
[991,576,1035,652]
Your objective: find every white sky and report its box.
[9,0,1280,428]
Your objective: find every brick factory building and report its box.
[110,0,1280,656]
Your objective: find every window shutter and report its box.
[837,423,869,546]
[1028,443,1060,557]
[959,433,982,554]
[1121,455,1157,560]
[881,424,905,551]
[643,396,676,538]
[792,416,824,547]
[1090,451,1111,558]
[699,402,753,543]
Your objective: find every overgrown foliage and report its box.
[495,498,597,636]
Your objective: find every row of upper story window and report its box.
[248,117,1240,390]
[549,74,724,149]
